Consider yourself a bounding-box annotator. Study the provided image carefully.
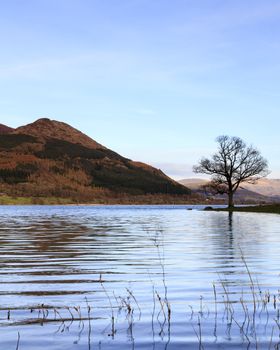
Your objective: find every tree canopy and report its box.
[193,135,269,208]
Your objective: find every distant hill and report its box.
[0,118,190,202]
[179,178,208,189]
[179,178,277,204]
[241,178,280,198]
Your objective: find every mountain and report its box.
[0,118,190,202]
[179,178,275,204]
[241,178,280,198]
[0,124,14,134]
[14,118,104,149]
[180,177,280,200]
[179,178,208,189]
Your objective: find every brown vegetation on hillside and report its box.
[14,118,105,149]
[0,118,192,204]
[0,124,14,134]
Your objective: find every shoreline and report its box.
[0,194,219,206]
[207,203,280,214]
[0,196,278,210]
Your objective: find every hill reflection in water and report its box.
[0,205,279,349]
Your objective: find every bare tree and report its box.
[193,136,269,208]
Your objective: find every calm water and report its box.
[0,205,280,349]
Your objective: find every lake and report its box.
[0,205,280,349]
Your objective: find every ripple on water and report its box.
[0,205,280,349]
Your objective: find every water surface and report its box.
[0,205,280,349]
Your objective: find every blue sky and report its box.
[1,0,280,179]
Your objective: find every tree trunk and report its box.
[228,191,234,209]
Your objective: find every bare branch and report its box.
[193,135,269,208]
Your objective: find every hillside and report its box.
[180,177,280,200]
[179,178,208,189]
[14,118,104,149]
[0,124,14,134]
[179,178,275,204]
[0,118,191,203]
[241,178,280,198]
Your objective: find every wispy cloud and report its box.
[0,51,128,79]
[150,162,199,180]
[135,109,157,116]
